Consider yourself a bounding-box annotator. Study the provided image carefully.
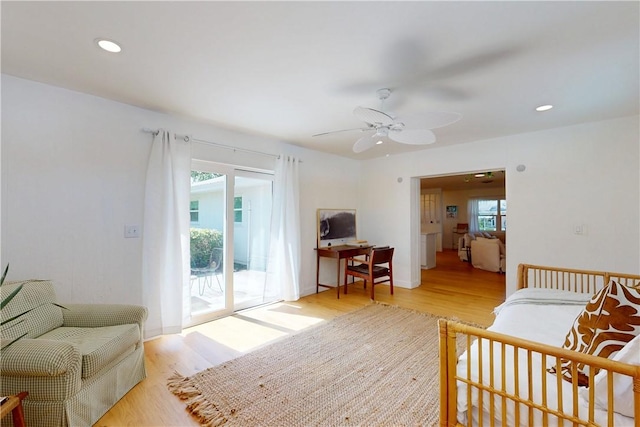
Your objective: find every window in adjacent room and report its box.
[190,200,199,223]
[477,199,506,231]
[234,196,243,223]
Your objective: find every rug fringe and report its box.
[167,371,229,426]
[186,395,228,427]
[167,371,201,400]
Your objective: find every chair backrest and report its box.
[209,247,223,271]
[371,247,394,265]
[456,223,469,233]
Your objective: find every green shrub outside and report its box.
[190,228,223,268]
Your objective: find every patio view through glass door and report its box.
[188,163,276,326]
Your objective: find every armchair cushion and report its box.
[38,324,140,378]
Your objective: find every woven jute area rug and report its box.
[168,303,467,426]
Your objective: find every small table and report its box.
[316,245,372,298]
[0,392,28,427]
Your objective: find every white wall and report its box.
[359,115,640,295]
[3,75,638,307]
[1,75,360,305]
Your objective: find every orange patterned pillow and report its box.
[552,280,640,386]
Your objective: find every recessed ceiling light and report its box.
[96,39,122,53]
[474,173,485,178]
[376,140,384,145]
[535,104,553,112]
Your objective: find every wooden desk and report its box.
[0,392,28,427]
[316,245,372,298]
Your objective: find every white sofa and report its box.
[465,234,506,273]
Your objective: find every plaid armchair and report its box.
[1,280,147,427]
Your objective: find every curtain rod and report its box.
[142,128,280,159]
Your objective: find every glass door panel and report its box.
[233,172,276,311]
[188,168,230,325]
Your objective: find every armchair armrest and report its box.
[62,304,148,329]
[0,339,83,399]
[0,338,81,376]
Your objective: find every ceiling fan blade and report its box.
[388,129,436,145]
[312,126,370,137]
[394,111,462,130]
[354,106,394,126]
[353,134,378,153]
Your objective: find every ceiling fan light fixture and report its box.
[535,104,553,112]
[374,127,389,138]
[96,38,122,53]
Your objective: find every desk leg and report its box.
[316,252,320,294]
[343,258,350,295]
[336,258,341,298]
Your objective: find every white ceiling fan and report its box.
[313,88,462,153]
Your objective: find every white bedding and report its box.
[456,288,634,426]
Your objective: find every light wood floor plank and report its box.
[94,250,505,426]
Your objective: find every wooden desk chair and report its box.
[344,247,394,300]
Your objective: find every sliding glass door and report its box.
[232,172,277,310]
[187,161,276,326]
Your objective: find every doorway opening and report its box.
[417,170,506,273]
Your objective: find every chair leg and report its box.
[214,272,223,292]
[199,276,205,296]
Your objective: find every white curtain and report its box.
[468,198,480,232]
[142,130,191,339]
[267,155,301,301]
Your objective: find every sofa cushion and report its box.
[37,324,140,378]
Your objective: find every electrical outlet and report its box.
[125,225,140,238]
[573,224,587,236]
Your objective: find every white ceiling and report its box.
[2,1,638,160]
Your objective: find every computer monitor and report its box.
[317,209,357,248]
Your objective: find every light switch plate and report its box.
[125,225,140,238]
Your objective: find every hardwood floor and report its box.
[94,250,505,426]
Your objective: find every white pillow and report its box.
[579,334,640,417]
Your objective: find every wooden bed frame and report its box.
[439,263,640,427]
